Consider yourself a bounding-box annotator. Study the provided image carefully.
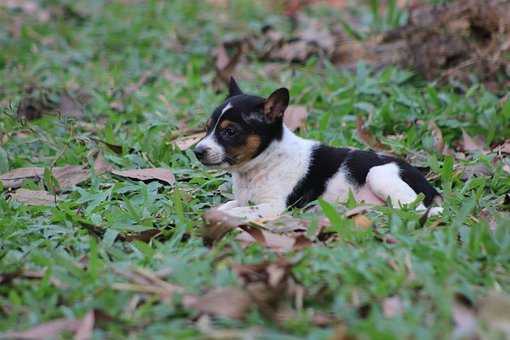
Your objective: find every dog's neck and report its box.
[230,125,313,176]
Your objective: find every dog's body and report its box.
[195,78,442,220]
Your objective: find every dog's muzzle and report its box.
[194,137,227,166]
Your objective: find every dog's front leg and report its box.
[223,202,286,221]
[217,200,239,211]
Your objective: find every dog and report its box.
[194,78,442,220]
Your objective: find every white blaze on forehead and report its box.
[195,102,233,164]
[221,102,233,115]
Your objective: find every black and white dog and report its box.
[194,78,442,220]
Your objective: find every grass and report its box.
[1,0,509,339]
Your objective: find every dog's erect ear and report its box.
[263,88,289,122]
[227,77,243,98]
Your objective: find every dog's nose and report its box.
[194,145,208,160]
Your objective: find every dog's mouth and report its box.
[199,155,235,167]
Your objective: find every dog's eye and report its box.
[223,127,237,137]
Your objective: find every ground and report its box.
[0,1,509,339]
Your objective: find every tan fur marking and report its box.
[220,120,233,129]
[229,134,261,164]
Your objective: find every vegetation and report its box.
[0,0,509,338]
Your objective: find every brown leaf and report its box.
[0,167,43,189]
[213,41,245,89]
[111,168,175,185]
[479,291,510,337]
[453,294,478,339]
[284,105,308,131]
[3,318,82,339]
[356,116,388,151]
[344,205,373,218]
[58,93,84,118]
[183,287,252,319]
[460,163,492,180]
[74,311,94,340]
[10,189,56,206]
[493,140,510,154]
[173,131,206,151]
[461,129,486,153]
[382,296,403,318]
[202,209,247,245]
[352,214,373,229]
[93,153,113,174]
[428,121,445,154]
[53,165,89,191]
[90,137,125,154]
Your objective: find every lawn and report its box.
[0,0,509,339]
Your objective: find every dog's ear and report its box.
[263,88,289,122]
[227,77,243,98]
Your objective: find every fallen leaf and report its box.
[90,137,125,154]
[0,167,43,189]
[382,296,403,318]
[202,209,315,252]
[494,140,510,154]
[428,121,446,154]
[352,214,373,229]
[356,116,388,151]
[58,93,84,118]
[461,129,486,153]
[173,131,206,151]
[503,163,510,175]
[111,168,175,185]
[284,105,308,131]
[344,205,373,218]
[2,318,82,339]
[53,165,89,191]
[452,294,478,339]
[93,152,113,174]
[479,291,510,337]
[74,311,94,340]
[183,287,252,319]
[10,189,56,206]
[460,163,492,180]
[212,40,245,90]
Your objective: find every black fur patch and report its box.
[286,147,439,208]
[286,145,350,208]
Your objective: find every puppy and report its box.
[195,78,442,220]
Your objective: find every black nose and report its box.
[194,145,207,160]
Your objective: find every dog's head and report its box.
[194,78,289,168]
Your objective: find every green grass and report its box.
[1,0,509,339]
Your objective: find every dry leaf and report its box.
[3,318,82,339]
[93,153,113,174]
[10,189,56,206]
[452,294,479,339]
[111,168,175,185]
[428,121,445,154]
[382,296,403,318]
[213,41,245,90]
[479,291,510,337]
[58,93,84,118]
[184,287,253,319]
[74,311,94,340]
[173,132,206,151]
[461,129,486,153]
[494,140,510,154]
[0,167,43,189]
[53,165,89,190]
[202,209,315,252]
[460,163,492,180]
[356,116,388,151]
[352,214,373,229]
[284,105,308,131]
